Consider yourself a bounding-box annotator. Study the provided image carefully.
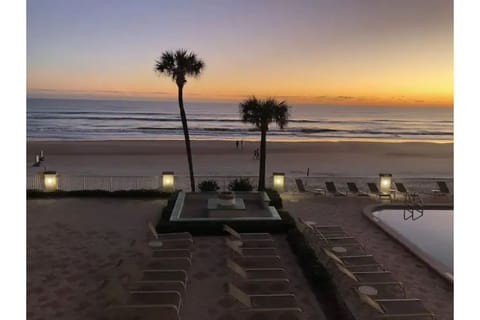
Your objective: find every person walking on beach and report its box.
[254,148,260,160]
[235,140,239,150]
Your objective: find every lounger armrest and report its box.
[355,281,404,288]
[245,267,286,272]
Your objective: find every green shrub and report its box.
[228,178,253,191]
[265,188,283,209]
[197,180,220,192]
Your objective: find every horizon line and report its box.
[26,93,453,108]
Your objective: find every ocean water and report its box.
[27,98,453,142]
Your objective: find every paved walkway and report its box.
[283,195,453,320]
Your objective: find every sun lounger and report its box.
[229,238,276,248]
[223,225,272,241]
[310,240,367,257]
[148,239,193,250]
[347,182,369,197]
[295,178,307,193]
[295,178,325,195]
[336,264,406,298]
[130,281,187,298]
[297,218,352,238]
[297,219,365,246]
[104,280,182,320]
[228,259,289,281]
[228,283,301,312]
[358,292,435,319]
[117,261,188,286]
[229,280,291,295]
[107,292,182,320]
[226,238,278,257]
[147,221,192,241]
[394,182,419,200]
[151,249,192,259]
[144,258,191,271]
[367,183,392,201]
[241,310,302,320]
[325,181,346,196]
[324,248,383,270]
[229,256,283,269]
[106,304,180,320]
[297,220,368,257]
[432,181,450,196]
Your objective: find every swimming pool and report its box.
[364,205,453,282]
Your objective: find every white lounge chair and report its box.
[226,238,278,257]
[223,225,272,241]
[227,259,289,282]
[358,292,435,319]
[228,282,301,312]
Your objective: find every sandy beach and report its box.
[27,140,453,179]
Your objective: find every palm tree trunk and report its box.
[177,85,196,192]
[258,128,267,191]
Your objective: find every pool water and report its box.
[372,209,453,276]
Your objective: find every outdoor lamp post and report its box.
[272,172,285,193]
[44,171,58,191]
[379,173,392,194]
[162,171,175,192]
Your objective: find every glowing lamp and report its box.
[44,171,58,191]
[162,171,175,192]
[379,173,392,194]
[272,172,285,192]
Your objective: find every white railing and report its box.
[27,175,43,190]
[27,175,160,191]
[26,174,453,193]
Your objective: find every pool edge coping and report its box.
[363,202,453,284]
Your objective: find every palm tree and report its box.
[239,97,290,191]
[155,49,205,192]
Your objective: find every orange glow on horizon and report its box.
[27,50,453,107]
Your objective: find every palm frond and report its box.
[239,97,290,130]
[154,49,205,85]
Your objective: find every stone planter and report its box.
[217,191,235,207]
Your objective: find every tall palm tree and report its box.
[155,49,205,192]
[239,97,290,191]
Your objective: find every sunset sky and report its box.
[27,0,453,107]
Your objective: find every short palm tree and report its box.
[239,97,290,191]
[155,49,205,192]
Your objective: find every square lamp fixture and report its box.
[44,171,58,191]
[272,172,285,192]
[379,173,392,194]
[162,171,175,192]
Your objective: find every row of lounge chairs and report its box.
[297,218,436,319]
[297,179,450,199]
[224,225,303,319]
[104,223,194,320]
